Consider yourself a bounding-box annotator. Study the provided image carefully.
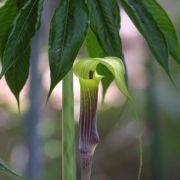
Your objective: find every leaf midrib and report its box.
[1,0,40,76]
[96,0,115,39]
[51,0,70,86]
[59,0,70,62]
[17,0,38,40]
[4,0,38,57]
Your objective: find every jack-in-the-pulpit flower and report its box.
[74,57,142,180]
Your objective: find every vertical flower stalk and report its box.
[78,71,101,180]
[62,69,76,180]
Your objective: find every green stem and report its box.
[62,69,76,180]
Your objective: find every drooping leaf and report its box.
[74,57,142,180]
[0,0,18,55]
[48,0,88,96]
[87,0,123,58]
[0,0,44,104]
[5,47,30,106]
[1,0,44,76]
[0,159,28,179]
[139,0,180,65]
[0,0,21,105]
[119,0,169,74]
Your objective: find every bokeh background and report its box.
[0,0,180,179]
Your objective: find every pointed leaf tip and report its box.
[0,0,44,108]
[0,71,4,79]
[47,86,53,103]
[48,0,88,93]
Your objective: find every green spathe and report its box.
[74,56,142,180]
[74,57,130,98]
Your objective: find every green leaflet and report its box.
[5,47,30,107]
[139,0,180,65]
[48,0,88,97]
[0,0,18,55]
[86,28,106,58]
[87,0,123,58]
[119,0,169,74]
[1,0,44,76]
[0,159,28,179]
[0,0,44,105]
